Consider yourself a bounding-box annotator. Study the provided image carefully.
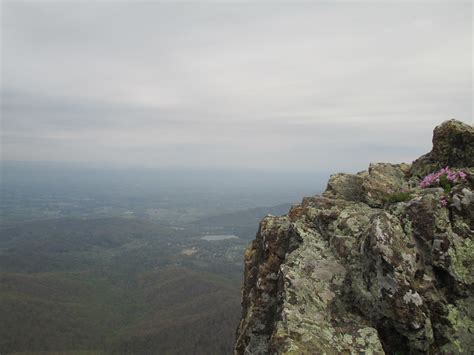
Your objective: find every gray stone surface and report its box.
[235,120,474,354]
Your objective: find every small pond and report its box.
[200,234,239,241]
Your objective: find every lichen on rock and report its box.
[235,119,474,354]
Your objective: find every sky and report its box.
[1,0,472,173]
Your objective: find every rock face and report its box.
[411,119,474,177]
[235,120,474,354]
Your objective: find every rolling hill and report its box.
[0,217,243,354]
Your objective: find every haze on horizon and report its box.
[1,0,472,173]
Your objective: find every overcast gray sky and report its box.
[1,1,472,172]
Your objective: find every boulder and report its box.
[235,120,474,354]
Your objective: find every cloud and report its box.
[1,1,472,171]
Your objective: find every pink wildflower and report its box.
[447,172,456,182]
[420,167,467,188]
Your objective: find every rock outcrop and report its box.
[235,119,474,354]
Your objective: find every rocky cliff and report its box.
[235,119,474,354]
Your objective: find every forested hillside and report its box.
[0,217,243,354]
